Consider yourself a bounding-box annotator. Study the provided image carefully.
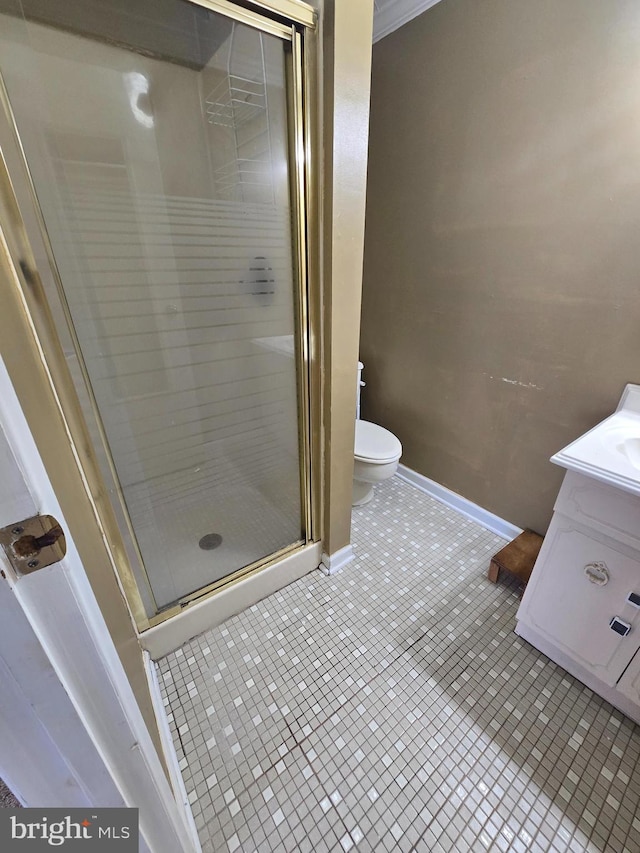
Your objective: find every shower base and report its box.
[131,478,302,610]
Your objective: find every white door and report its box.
[0,444,121,809]
[0,356,197,853]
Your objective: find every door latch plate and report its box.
[0,514,66,576]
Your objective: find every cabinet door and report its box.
[517,519,640,686]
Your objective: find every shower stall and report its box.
[0,0,318,630]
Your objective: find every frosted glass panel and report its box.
[0,0,304,611]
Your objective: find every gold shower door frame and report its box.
[0,0,320,631]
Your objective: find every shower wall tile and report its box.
[157,477,640,852]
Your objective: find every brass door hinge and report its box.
[0,515,66,576]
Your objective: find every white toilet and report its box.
[353,362,402,506]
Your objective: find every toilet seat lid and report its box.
[354,420,402,462]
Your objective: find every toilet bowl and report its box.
[353,420,402,506]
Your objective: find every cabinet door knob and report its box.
[584,562,609,586]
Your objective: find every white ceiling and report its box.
[373,0,443,42]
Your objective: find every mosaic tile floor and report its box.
[157,477,640,853]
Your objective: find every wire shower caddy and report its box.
[204,23,274,204]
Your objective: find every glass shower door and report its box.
[0,0,308,615]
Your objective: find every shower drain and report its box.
[199,533,223,550]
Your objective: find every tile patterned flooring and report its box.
[157,477,640,853]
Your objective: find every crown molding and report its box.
[373,0,444,43]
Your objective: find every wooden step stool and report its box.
[488,528,543,588]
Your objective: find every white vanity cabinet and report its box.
[515,385,640,724]
[516,470,640,725]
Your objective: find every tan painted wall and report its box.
[321,0,374,556]
[361,0,640,534]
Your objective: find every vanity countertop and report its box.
[552,384,640,498]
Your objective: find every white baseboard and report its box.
[396,464,522,541]
[142,542,322,658]
[143,652,201,853]
[321,544,354,575]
